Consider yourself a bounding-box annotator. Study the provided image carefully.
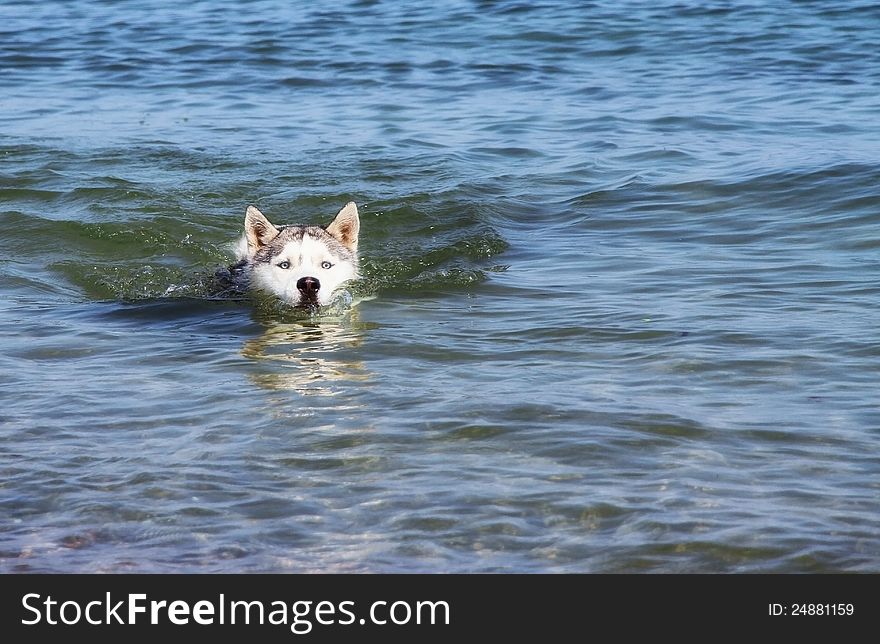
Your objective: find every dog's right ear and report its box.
[326,201,360,253]
[244,206,280,253]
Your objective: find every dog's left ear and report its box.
[326,202,359,253]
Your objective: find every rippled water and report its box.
[2,0,879,572]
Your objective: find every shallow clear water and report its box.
[2,0,879,572]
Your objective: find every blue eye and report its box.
[277,261,290,269]
[321,261,333,269]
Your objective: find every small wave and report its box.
[22,196,508,308]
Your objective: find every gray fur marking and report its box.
[252,225,357,267]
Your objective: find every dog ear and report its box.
[244,206,280,252]
[326,202,359,253]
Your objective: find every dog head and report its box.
[240,202,360,308]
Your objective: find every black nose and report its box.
[297,276,320,297]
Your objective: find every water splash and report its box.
[43,199,509,305]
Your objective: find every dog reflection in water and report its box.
[241,313,370,395]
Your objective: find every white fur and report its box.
[249,235,358,307]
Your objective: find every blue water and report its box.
[2,0,879,572]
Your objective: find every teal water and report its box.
[2,0,879,572]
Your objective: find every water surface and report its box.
[2,0,879,572]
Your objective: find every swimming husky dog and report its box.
[217,202,359,308]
